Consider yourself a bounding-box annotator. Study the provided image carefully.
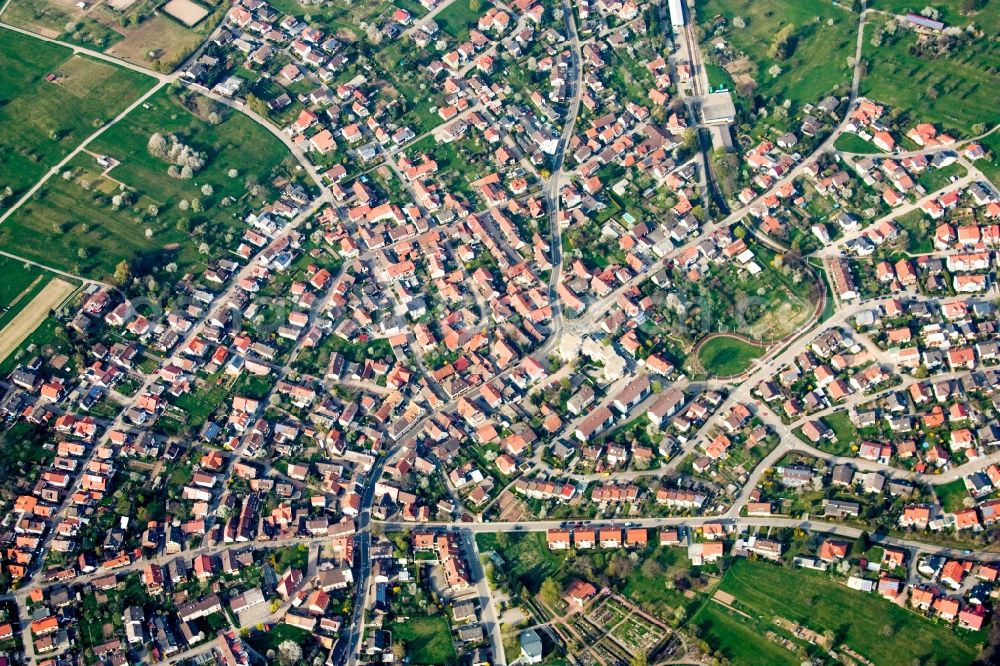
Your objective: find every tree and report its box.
[769,24,798,60]
[147,133,168,159]
[539,579,562,608]
[113,260,132,287]
[859,530,871,552]
[277,640,302,666]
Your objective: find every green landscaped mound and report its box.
[697,336,765,376]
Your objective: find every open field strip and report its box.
[0,277,76,361]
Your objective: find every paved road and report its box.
[376,517,1000,562]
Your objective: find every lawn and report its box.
[917,162,966,193]
[716,559,984,665]
[824,410,858,449]
[392,616,457,665]
[698,0,856,108]
[0,28,155,211]
[0,86,292,280]
[270,544,310,573]
[696,336,764,376]
[834,132,879,154]
[860,15,1000,135]
[895,209,934,254]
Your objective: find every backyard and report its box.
[392,616,457,665]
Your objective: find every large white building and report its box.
[669,0,685,27]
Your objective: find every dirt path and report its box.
[0,278,76,362]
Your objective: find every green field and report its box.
[0,28,154,211]
[698,0,856,108]
[979,129,1000,188]
[0,268,56,331]
[918,162,966,194]
[392,616,457,665]
[0,255,50,307]
[712,559,983,665]
[434,0,492,39]
[0,87,292,280]
[861,15,1000,135]
[693,602,800,666]
[696,336,765,376]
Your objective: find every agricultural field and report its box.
[860,14,1000,135]
[0,28,155,211]
[705,559,984,665]
[0,276,76,364]
[697,0,856,108]
[0,86,293,280]
[0,256,57,320]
